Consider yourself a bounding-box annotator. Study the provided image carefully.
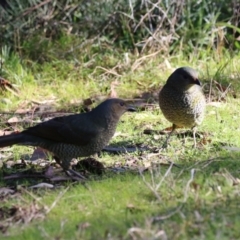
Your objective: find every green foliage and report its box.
[1,64,240,238]
[1,2,240,238]
[1,0,240,61]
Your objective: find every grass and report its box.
[2,156,240,239]
[1,0,240,238]
[1,44,240,239]
[1,49,239,111]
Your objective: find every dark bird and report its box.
[0,98,135,178]
[159,67,206,147]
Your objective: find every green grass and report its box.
[1,49,240,111]
[3,156,240,240]
[1,1,240,238]
[1,45,240,239]
[2,90,240,239]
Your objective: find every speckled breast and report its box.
[159,86,206,128]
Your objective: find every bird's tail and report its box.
[0,133,23,148]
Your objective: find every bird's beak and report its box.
[195,78,202,86]
[127,106,136,112]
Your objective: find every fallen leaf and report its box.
[0,130,18,136]
[76,157,104,175]
[7,116,19,124]
[76,222,91,231]
[207,102,223,107]
[30,147,49,161]
[0,187,15,197]
[44,166,55,178]
[222,146,240,152]
[109,80,119,98]
[29,183,54,189]
[0,77,19,96]
[0,203,45,233]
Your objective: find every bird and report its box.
[159,67,206,148]
[0,98,135,179]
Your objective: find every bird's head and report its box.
[166,67,202,92]
[93,98,135,121]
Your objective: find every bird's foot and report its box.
[160,138,170,149]
[161,142,168,149]
[66,169,87,180]
[161,127,175,149]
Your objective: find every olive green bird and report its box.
[159,67,206,148]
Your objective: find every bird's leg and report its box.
[192,126,197,148]
[161,124,176,149]
[54,156,86,180]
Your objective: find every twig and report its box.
[139,162,174,201]
[155,162,174,191]
[131,50,162,71]
[139,168,161,201]
[152,204,183,222]
[183,168,195,202]
[45,186,70,214]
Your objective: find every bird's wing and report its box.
[23,114,102,145]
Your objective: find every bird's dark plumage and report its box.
[0,98,134,177]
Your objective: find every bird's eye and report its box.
[119,102,125,107]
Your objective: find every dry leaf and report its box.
[7,117,19,124]
[0,77,19,96]
[30,147,49,161]
[0,187,15,197]
[109,80,119,98]
[29,183,54,189]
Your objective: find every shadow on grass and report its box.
[1,152,240,239]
